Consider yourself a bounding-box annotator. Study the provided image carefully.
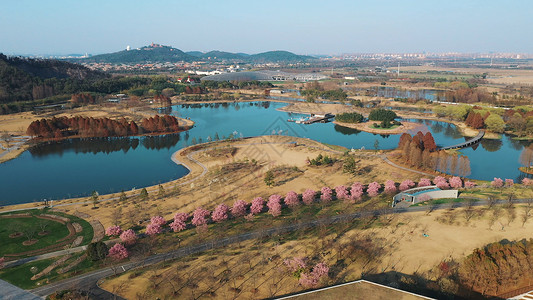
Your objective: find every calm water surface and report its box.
[0,101,530,205]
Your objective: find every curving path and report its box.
[378,154,435,176]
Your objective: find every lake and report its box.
[0,101,530,205]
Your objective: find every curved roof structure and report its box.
[200,70,327,82]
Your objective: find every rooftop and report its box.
[277,280,434,300]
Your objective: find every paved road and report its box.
[30,197,532,299]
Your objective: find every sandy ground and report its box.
[0,135,423,228]
[100,203,533,299]
[333,121,425,135]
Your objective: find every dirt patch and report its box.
[72,222,83,233]
[9,232,23,238]
[31,254,72,280]
[22,239,38,246]
[38,231,49,236]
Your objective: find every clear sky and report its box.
[1,0,532,55]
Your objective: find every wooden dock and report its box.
[301,113,335,124]
[440,130,485,150]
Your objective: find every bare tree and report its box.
[487,196,497,209]
[38,221,48,233]
[111,207,122,226]
[464,199,476,223]
[22,226,36,242]
[521,198,533,227]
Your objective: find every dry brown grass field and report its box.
[100,202,533,299]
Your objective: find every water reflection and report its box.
[333,124,361,135]
[29,134,181,157]
[480,139,503,152]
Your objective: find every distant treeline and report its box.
[201,80,273,90]
[26,115,186,139]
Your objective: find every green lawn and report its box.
[0,252,98,289]
[0,209,93,258]
[0,258,55,289]
[0,217,69,257]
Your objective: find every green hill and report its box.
[201,51,248,60]
[0,53,107,106]
[248,51,315,63]
[186,51,204,57]
[80,45,196,63]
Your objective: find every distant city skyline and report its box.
[1,0,532,56]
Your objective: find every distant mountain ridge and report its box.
[78,44,196,63]
[73,44,314,63]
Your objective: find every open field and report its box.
[399,65,533,85]
[333,121,422,135]
[100,201,533,299]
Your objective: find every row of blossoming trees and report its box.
[26,115,184,139]
[103,176,533,263]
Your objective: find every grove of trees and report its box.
[26,115,185,139]
[335,112,364,123]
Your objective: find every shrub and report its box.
[368,108,397,122]
[87,241,108,261]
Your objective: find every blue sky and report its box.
[1,0,532,55]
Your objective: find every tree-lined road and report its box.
[30,197,533,299]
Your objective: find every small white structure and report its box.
[392,185,458,207]
[269,89,284,95]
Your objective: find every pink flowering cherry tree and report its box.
[449,176,463,189]
[367,182,380,197]
[267,194,282,217]
[231,200,248,218]
[169,212,189,232]
[302,189,316,205]
[464,181,477,189]
[418,178,432,187]
[191,207,211,227]
[335,185,350,201]
[399,179,415,191]
[119,229,137,245]
[434,176,450,189]
[384,180,398,194]
[491,177,504,188]
[211,204,229,223]
[284,191,300,209]
[150,216,166,227]
[250,197,264,215]
[146,223,162,236]
[108,243,129,260]
[350,182,364,202]
[320,187,332,203]
[283,257,306,272]
[299,262,329,288]
[505,179,514,187]
[105,225,122,237]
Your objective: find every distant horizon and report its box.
[2,0,532,55]
[4,44,533,59]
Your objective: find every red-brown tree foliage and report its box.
[26,115,183,139]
